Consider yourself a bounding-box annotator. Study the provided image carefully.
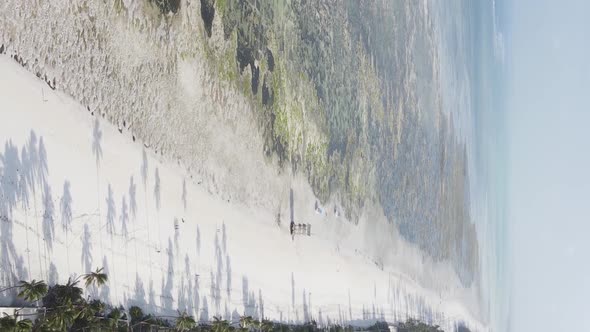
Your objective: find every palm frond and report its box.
[16,279,48,302]
[83,267,108,288]
[175,311,196,331]
[16,318,33,332]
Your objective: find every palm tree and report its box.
[0,314,31,332]
[0,280,48,304]
[75,299,104,323]
[0,314,17,330]
[260,319,273,332]
[106,307,124,331]
[15,318,33,332]
[239,315,254,330]
[44,303,77,331]
[82,267,108,288]
[396,318,443,332]
[16,280,48,303]
[0,279,47,328]
[129,305,144,325]
[40,278,85,332]
[42,278,84,309]
[212,316,231,332]
[175,310,196,331]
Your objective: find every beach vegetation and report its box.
[0,272,447,332]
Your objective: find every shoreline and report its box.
[0,55,487,331]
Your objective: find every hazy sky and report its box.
[508,0,590,330]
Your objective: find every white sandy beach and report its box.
[0,55,486,331]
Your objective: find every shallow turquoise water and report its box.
[435,0,510,329]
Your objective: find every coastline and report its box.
[0,54,487,330]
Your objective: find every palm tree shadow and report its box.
[194,271,200,318]
[226,254,232,300]
[241,276,258,319]
[213,232,224,313]
[128,176,137,219]
[182,179,187,211]
[25,131,39,197]
[0,215,27,306]
[100,255,111,303]
[1,139,23,212]
[291,272,295,310]
[200,296,209,323]
[348,289,352,322]
[37,137,49,189]
[92,118,103,167]
[148,280,156,312]
[259,289,265,320]
[120,195,129,238]
[231,308,240,324]
[210,270,218,315]
[177,254,193,314]
[161,238,174,313]
[141,150,148,186]
[174,218,180,254]
[302,289,309,323]
[60,181,72,231]
[0,137,36,305]
[81,224,93,276]
[126,276,154,316]
[222,223,227,254]
[154,168,161,211]
[105,184,116,235]
[42,183,55,251]
[48,262,58,285]
[130,273,148,310]
[18,144,35,215]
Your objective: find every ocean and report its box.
[435,0,510,330]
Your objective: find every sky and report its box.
[507,0,590,330]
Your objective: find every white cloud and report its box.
[494,31,506,65]
[492,0,505,64]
